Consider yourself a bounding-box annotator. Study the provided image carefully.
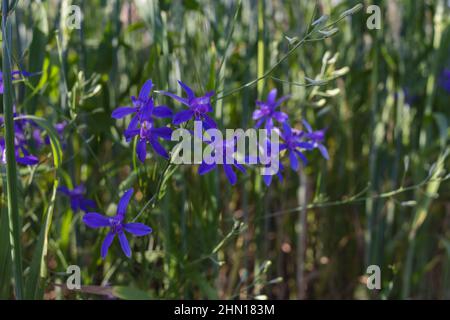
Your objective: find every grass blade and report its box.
[2,0,24,299]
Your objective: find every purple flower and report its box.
[198,138,246,185]
[124,100,172,161]
[252,89,289,130]
[280,123,314,171]
[301,120,329,160]
[0,70,31,94]
[111,79,173,131]
[82,189,152,259]
[262,162,284,186]
[439,69,450,93]
[58,184,96,213]
[160,80,217,129]
[0,114,39,165]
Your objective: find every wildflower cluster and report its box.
[251,89,329,186]
[2,69,328,259]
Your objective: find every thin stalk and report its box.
[2,0,24,299]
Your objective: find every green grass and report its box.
[0,0,448,300]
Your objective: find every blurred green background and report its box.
[0,0,449,299]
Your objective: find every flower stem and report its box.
[2,0,24,299]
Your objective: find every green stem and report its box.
[2,0,24,299]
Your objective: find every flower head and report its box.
[198,138,246,185]
[82,189,152,259]
[253,89,289,130]
[124,100,173,161]
[161,80,217,129]
[301,120,329,160]
[58,184,96,213]
[111,79,173,131]
[280,123,314,171]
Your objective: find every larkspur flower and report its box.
[280,123,314,171]
[161,80,217,129]
[82,189,152,259]
[0,115,39,165]
[124,100,172,161]
[198,138,246,185]
[300,120,329,160]
[439,69,450,93]
[58,184,96,213]
[111,79,173,131]
[252,89,289,130]
[0,70,31,94]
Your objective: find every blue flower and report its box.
[160,80,217,129]
[198,138,246,185]
[252,89,289,130]
[280,123,314,171]
[82,189,152,259]
[111,79,173,131]
[58,184,96,213]
[300,120,329,160]
[124,100,172,162]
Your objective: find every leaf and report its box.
[24,180,59,299]
[0,204,12,298]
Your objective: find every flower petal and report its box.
[289,151,299,171]
[302,119,313,133]
[177,80,195,100]
[262,174,272,186]
[173,109,194,125]
[252,109,264,120]
[318,144,329,160]
[282,122,292,138]
[80,199,96,212]
[273,111,288,123]
[255,118,265,129]
[150,137,169,158]
[138,79,153,100]
[117,189,134,217]
[294,150,308,165]
[267,89,277,105]
[70,198,80,212]
[57,186,71,196]
[151,127,172,140]
[153,106,173,118]
[198,162,217,175]
[223,164,237,185]
[124,223,153,236]
[274,95,290,108]
[136,139,147,163]
[112,107,137,119]
[118,232,131,258]
[127,114,139,131]
[160,91,189,106]
[202,114,217,129]
[124,129,139,142]
[101,232,115,259]
[16,154,39,165]
[83,212,110,228]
